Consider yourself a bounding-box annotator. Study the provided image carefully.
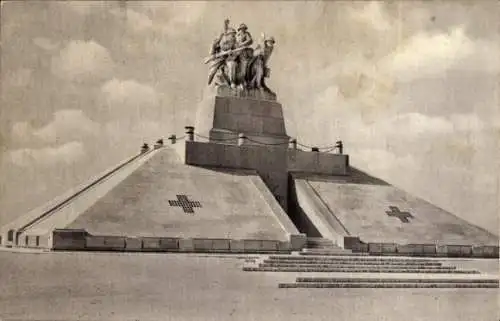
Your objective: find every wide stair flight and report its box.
[243,237,499,289]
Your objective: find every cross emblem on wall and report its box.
[386,206,414,223]
[168,195,202,214]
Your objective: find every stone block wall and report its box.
[185,141,349,211]
[344,236,499,258]
[288,150,349,175]
[51,229,302,254]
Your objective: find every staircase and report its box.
[302,237,367,256]
[244,255,480,274]
[279,277,499,288]
[242,237,499,289]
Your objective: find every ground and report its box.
[1,250,498,321]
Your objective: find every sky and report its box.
[0,1,498,233]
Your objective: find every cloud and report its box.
[10,110,101,145]
[101,79,159,116]
[388,27,474,81]
[159,2,207,36]
[460,38,500,74]
[345,113,485,151]
[110,7,154,32]
[51,40,114,82]
[62,1,107,15]
[353,148,417,174]
[11,121,35,145]
[4,68,32,87]
[34,110,101,143]
[348,1,392,32]
[382,112,454,135]
[33,37,60,51]
[449,113,484,132]
[104,120,164,143]
[111,2,206,37]
[7,141,86,168]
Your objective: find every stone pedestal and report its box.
[208,88,289,146]
[190,87,349,212]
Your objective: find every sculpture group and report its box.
[205,19,275,94]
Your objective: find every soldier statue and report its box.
[234,23,253,88]
[247,34,275,94]
[207,19,237,87]
[205,19,275,94]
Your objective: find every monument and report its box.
[1,6,498,320]
[0,19,498,261]
[205,19,276,97]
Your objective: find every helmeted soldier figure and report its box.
[205,19,277,94]
[247,34,275,92]
[258,36,275,77]
[207,19,237,86]
[235,23,254,88]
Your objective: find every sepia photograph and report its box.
[0,1,498,320]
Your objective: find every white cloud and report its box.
[353,148,417,173]
[5,68,32,87]
[349,1,392,32]
[33,37,60,51]
[7,141,85,168]
[386,112,454,136]
[112,2,206,37]
[63,1,107,15]
[159,2,207,36]
[10,110,101,145]
[460,39,500,74]
[101,78,159,112]
[388,27,474,81]
[51,40,114,82]
[110,8,153,32]
[34,110,101,143]
[449,113,484,132]
[11,121,34,144]
[105,120,163,141]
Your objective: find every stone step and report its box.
[267,255,438,264]
[243,267,479,273]
[302,248,352,253]
[303,247,349,251]
[295,277,500,284]
[263,259,443,266]
[259,263,448,269]
[306,243,336,245]
[305,245,338,249]
[306,241,338,247]
[305,245,339,249]
[306,237,334,242]
[278,282,499,289]
[302,251,368,256]
[305,238,336,246]
[300,251,371,256]
[305,241,337,245]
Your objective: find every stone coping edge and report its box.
[49,229,306,254]
[344,236,499,259]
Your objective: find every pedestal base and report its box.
[216,86,277,101]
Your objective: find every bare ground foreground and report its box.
[0,250,498,321]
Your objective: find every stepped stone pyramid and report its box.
[0,85,497,258]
